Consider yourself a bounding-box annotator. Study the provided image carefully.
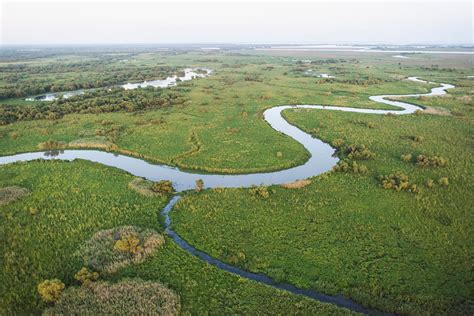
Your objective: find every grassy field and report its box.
[2,51,465,174]
[171,76,474,314]
[1,48,473,314]
[0,160,353,315]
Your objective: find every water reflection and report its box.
[44,150,65,157]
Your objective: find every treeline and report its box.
[296,58,357,65]
[316,77,394,85]
[0,88,187,125]
[0,61,179,99]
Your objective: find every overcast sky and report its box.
[1,0,472,45]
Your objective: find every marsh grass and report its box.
[43,279,180,316]
[68,136,117,151]
[173,86,474,315]
[76,226,165,274]
[0,185,28,206]
[0,161,353,315]
[0,161,168,314]
[128,178,162,197]
[1,50,473,315]
[280,179,312,189]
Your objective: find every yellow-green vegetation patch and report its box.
[128,178,174,196]
[37,140,67,150]
[280,179,312,189]
[128,177,161,197]
[43,279,180,316]
[68,136,117,151]
[423,106,452,116]
[0,186,29,206]
[76,226,165,274]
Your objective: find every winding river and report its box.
[1,76,454,314]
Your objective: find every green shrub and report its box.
[331,138,344,148]
[425,179,434,189]
[412,135,424,142]
[74,267,99,285]
[379,173,418,193]
[401,154,412,162]
[195,179,204,192]
[344,144,375,160]
[151,180,174,194]
[416,155,447,167]
[37,140,67,150]
[438,177,449,186]
[37,279,65,303]
[250,186,270,198]
[114,232,143,255]
[333,160,368,174]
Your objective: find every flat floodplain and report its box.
[0,47,473,315]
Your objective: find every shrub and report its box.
[379,172,418,193]
[331,138,344,148]
[409,184,420,194]
[114,232,143,255]
[438,177,449,186]
[416,155,447,167]
[276,151,283,158]
[412,135,424,142]
[37,140,67,150]
[250,186,270,198]
[150,180,174,194]
[333,160,368,174]
[195,179,204,192]
[43,279,180,315]
[344,144,375,160]
[74,267,99,285]
[76,226,165,274]
[38,279,65,303]
[425,179,434,188]
[401,154,412,162]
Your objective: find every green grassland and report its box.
[1,52,470,173]
[169,65,473,314]
[0,160,353,315]
[1,49,473,314]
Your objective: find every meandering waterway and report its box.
[1,76,454,314]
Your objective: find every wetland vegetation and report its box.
[0,46,472,315]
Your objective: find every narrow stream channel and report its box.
[1,77,454,314]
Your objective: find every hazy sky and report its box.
[1,0,473,45]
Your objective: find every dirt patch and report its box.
[0,186,29,206]
[281,179,312,189]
